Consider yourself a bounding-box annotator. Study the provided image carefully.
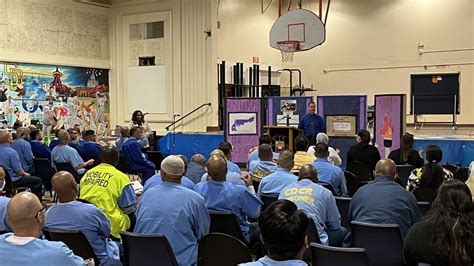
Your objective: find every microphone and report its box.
[143,112,149,115]
[174,114,181,117]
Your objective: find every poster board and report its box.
[267,96,313,126]
[374,94,406,158]
[326,115,357,137]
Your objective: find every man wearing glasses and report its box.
[0,192,84,265]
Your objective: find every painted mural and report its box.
[0,62,110,140]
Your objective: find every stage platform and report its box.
[158,130,474,168]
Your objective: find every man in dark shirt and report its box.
[349,158,422,237]
[298,102,325,146]
[185,154,207,184]
[29,129,52,162]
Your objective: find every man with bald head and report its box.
[194,155,262,241]
[135,155,210,265]
[279,164,346,246]
[311,142,348,197]
[142,154,195,193]
[349,159,422,237]
[0,192,84,265]
[246,134,280,170]
[45,172,121,265]
[11,126,34,173]
[248,144,278,180]
[200,149,246,186]
[257,149,297,197]
[0,130,43,200]
[185,153,207,184]
[51,129,94,176]
[80,144,136,239]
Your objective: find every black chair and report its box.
[318,182,336,196]
[350,221,404,266]
[417,201,430,216]
[414,186,437,203]
[33,158,56,195]
[43,227,99,265]
[303,218,322,262]
[310,242,370,266]
[54,162,81,182]
[335,197,351,231]
[260,193,279,212]
[396,165,414,188]
[347,161,373,182]
[209,212,246,244]
[146,151,164,168]
[120,231,178,266]
[197,233,251,266]
[344,170,359,197]
[2,166,29,196]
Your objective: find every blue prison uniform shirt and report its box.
[246,150,279,171]
[120,139,155,180]
[185,161,206,184]
[51,144,86,174]
[279,179,341,245]
[142,173,195,193]
[0,196,10,231]
[134,182,210,266]
[49,138,59,150]
[248,160,278,180]
[227,161,242,175]
[201,171,246,187]
[0,143,25,182]
[11,138,33,171]
[30,140,52,162]
[311,158,348,196]
[257,168,298,197]
[79,141,102,159]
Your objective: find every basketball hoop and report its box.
[277,40,300,62]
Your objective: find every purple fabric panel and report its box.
[267,97,274,126]
[317,96,324,117]
[359,96,367,129]
[226,99,261,163]
[375,95,402,158]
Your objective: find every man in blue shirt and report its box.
[194,155,261,241]
[298,101,325,146]
[218,141,241,174]
[45,171,120,265]
[241,200,308,266]
[115,126,129,152]
[279,164,346,246]
[185,154,206,184]
[79,130,102,161]
[67,128,82,153]
[143,155,195,192]
[134,155,210,265]
[349,159,423,237]
[246,134,279,170]
[11,127,33,173]
[0,192,85,265]
[49,129,60,150]
[29,129,52,162]
[51,129,94,176]
[0,168,10,231]
[258,149,297,197]
[200,149,246,186]
[249,144,278,180]
[0,130,43,200]
[121,127,155,184]
[311,143,348,197]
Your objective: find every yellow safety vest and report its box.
[80,163,131,238]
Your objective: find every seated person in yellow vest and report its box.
[51,129,95,176]
[0,192,85,265]
[194,155,261,242]
[248,144,278,180]
[80,144,137,239]
[201,149,246,186]
[258,149,298,197]
[45,171,121,265]
[218,141,241,174]
[292,136,316,172]
[279,164,348,246]
[246,134,280,170]
[240,200,309,266]
[143,155,196,193]
[120,127,155,184]
[134,155,210,265]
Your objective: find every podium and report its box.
[263,126,303,152]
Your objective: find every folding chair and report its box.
[335,197,351,231]
[198,233,251,266]
[2,166,29,196]
[318,182,335,196]
[209,212,246,244]
[344,170,359,197]
[396,165,415,188]
[310,242,370,266]
[33,158,56,196]
[260,193,279,212]
[54,162,81,182]
[120,231,178,266]
[417,201,430,217]
[303,218,322,262]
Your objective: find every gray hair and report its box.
[316,133,329,144]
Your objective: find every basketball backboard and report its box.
[269,9,325,52]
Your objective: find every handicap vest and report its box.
[80,163,131,238]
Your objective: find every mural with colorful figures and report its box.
[0,62,110,141]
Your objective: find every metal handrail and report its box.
[165,102,211,131]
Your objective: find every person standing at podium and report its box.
[298,102,326,146]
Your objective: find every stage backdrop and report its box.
[225,98,265,164]
[267,96,313,126]
[317,95,367,169]
[374,94,406,158]
[0,62,110,136]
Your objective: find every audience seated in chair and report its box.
[79,130,102,161]
[0,130,43,200]
[347,129,381,174]
[115,126,130,152]
[307,133,342,166]
[0,192,84,265]
[185,154,207,184]
[29,129,52,162]
[120,127,156,184]
[240,200,308,266]
[134,155,210,265]
[258,149,297,197]
[292,136,316,172]
[311,142,348,197]
[406,145,453,200]
[143,155,195,193]
[246,134,279,171]
[194,155,261,242]
[219,141,242,175]
[45,171,121,265]
[388,132,424,168]
[66,128,82,154]
[349,158,422,237]
[0,167,11,232]
[248,144,278,181]
[279,164,347,246]
[404,180,474,266]
[80,144,137,239]
[201,149,246,186]
[51,129,94,176]
[11,127,34,174]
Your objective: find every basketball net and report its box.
[277,40,300,62]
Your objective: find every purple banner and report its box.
[226,98,262,163]
[375,95,404,158]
